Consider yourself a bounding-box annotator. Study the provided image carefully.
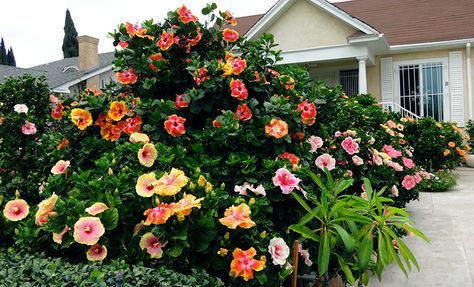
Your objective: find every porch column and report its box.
[357,56,368,94]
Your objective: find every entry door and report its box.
[398,63,444,121]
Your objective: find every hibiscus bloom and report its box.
[177,5,197,23]
[20,121,36,135]
[107,101,127,121]
[173,193,204,221]
[175,94,190,109]
[298,244,313,266]
[3,199,29,221]
[402,157,415,169]
[268,237,290,266]
[143,202,174,225]
[194,67,210,85]
[219,203,255,229]
[272,168,301,194]
[341,137,360,155]
[70,108,93,130]
[73,217,105,245]
[86,243,108,261]
[234,183,266,196]
[155,168,188,196]
[135,172,159,197]
[124,116,142,134]
[222,28,239,43]
[157,31,176,51]
[35,192,58,225]
[138,143,158,167]
[352,155,364,166]
[14,104,28,114]
[230,79,248,101]
[129,132,150,144]
[139,232,164,258]
[85,202,109,216]
[308,136,324,153]
[222,57,247,76]
[315,153,336,171]
[51,160,70,175]
[224,10,237,26]
[51,103,63,120]
[230,247,266,281]
[52,225,71,244]
[148,53,164,72]
[164,114,186,137]
[402,175,416,190]
[116,68,138,85]
[265,118,288,139]
[390,185,399,197]
[279,152,300,165]
[234,104,252,121]
[383,145,402,158]
[125,22,152,39]
[297,100,317,124]
[95,113,112,128]
[57,138,69,150]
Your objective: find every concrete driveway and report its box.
[369,167,474,287]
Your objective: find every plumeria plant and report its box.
[290,169,429,286]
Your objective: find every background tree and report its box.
[62,9,78,58]
[7,47,16,66]
[0,38,7,65]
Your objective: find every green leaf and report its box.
[318,232,330,276]
[377,233,391,266]
[334,179,354,196]
[385,236,408,276]
[169,244,183,258]
[398,223,430,243]
[332,224,354,251]
[358,232,373,268]
[291,193,322,222]
[336,255,355,285]
[289,224,320,242]
[101,208,119,230]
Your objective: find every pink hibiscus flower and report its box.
[315,153,336,171]
[51,160,70,175]
[73,217,105,245]
[3,199,29,221]
[272,168,301,194]
[402,157,415,169]
[402,175,416,190]
[86,243,107,261]
[307,136,323,153]
[341,137,359,154]
[268,237,290,266]
[383,145,402,158]
[21,121,37,135]
[139,232,164,258]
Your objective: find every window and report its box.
[339,70,358,96]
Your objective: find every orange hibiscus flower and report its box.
[177,5,198,24]
[107,101,127,121]
[222,28,239,43]
[265,118,288,139]
[219,203,255,229]
[70,108,93,130]
[116,68,138,85]
[230,247,266,281]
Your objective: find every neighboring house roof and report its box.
[0,52,115,92]
[235,0,474,47]
[334,0,474,46]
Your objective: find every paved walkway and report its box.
[369,167,474,287]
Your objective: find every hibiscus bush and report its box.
[0,4,432,287]
[403,116,468,171]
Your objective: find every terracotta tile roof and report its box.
[233,14,264,36]
[234,0,474,46]
[334,0,474,45]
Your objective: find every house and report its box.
[234,0,474,126]
[0,36,114,95]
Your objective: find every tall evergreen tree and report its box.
[62,9,79,58]
[7,47,16,67]
[0,38,7,65]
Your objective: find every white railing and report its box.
[379,102,421,119]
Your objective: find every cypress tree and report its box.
[0,38,7,65]
[62,9,79,58]
[7,47,16,67]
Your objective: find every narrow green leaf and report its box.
[333,224,354,251]
[397,239,420,271]
[377,233,391,266]
[398,223,430,243]
[318,232,330,276]
[358,232,373,268]
[289,224,320,242]
[336,255,355,285]
[334,179,354,196]
[292,193,322,222]
[385,235,408,276]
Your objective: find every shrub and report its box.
[418,170,457,192]
[0,249,224,287]
[466,119,474,154]
[403,117,468,171]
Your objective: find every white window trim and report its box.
[393,57,449,121]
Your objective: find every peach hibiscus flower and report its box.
[135,172,159,197]
[70,108,93,130]
[86,243,108,261]
[116,68,138,85]
[139,232,164,258]
[265,118,288,139]
[164,115,186,137]
[173,193,204,221]
[107,101,127,121]
[222,28,239,43]
[155,168,188,196]
[51,160,70,175]
[138,143,158,167]
[230,247,266,281]
[3,199,29,221]
[35,192,58,225]
[53,225,71,244]
[143,202,174,225]
[219,203,255,229]
[85,202,109,216]
[73,217,105,245]
[129,132,150,144]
